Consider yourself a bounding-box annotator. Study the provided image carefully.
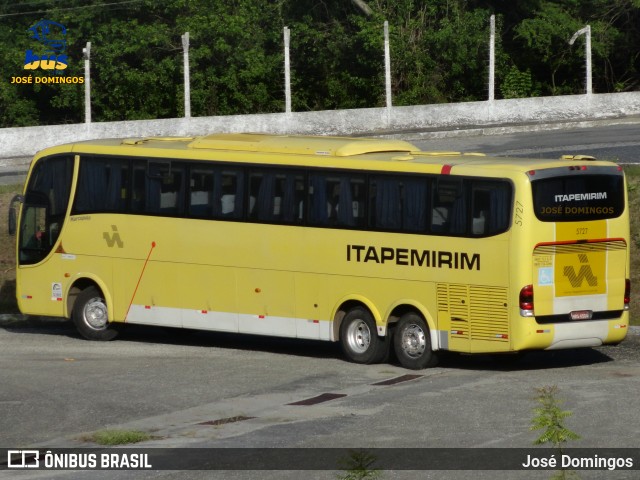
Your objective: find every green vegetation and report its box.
[531,386,581,480]
[531,385,580,447]
[83,429,155,446]
[624,165,640,326]
[336,450,383,480]
[0,1,639,127]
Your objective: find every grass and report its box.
[82,429,155,445]
[624,165,640,325]
[1,168,639,324]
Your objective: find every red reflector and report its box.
[441,165,452,175]
[201,310,208,314]
[528,170,536,175]
[145,305,151,309]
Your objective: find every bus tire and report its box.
[393,312,438,370]
[72,286,119,341]
[340,306,388,364]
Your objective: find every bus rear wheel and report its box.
[72,286,119,341]
[340,306,388,364]
[393,312,438,370]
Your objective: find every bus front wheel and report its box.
[340,307,388,364]
[393,313,438,370]
[72,286,119,341]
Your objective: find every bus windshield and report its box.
[18,155,73,265]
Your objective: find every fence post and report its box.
[284,26,292,114]
[83,42,91,124]
[569,25,592,95]
[182,32,191,118]
[384,21,392,118]
[488,15,495,102]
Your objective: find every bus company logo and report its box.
[7,450,40,469]
[103,225,124,248]
[563,254,598,288]
[24,20,68,72]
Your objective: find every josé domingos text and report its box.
[522,454,634,471]
[10,76,84,84]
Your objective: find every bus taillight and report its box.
[519,285,534,317]
[624,279,630,310]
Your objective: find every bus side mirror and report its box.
[8,194,24,236]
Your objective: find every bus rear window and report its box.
[532,174,624,222]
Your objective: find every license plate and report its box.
[570,310,593,321]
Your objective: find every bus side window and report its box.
[432,180,455,233]
[370,178,401,230]
[160,165,185,215]
[189,168,214,217]
[248,170,304,224]
[471,188,490,235]
[74,157,128,214]
[249,172,276,221]
[277,172,305,224]
[218,169,244,219]
[131,164,146,213]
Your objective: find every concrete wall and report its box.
[2,91,640,158]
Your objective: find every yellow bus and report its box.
[8,133,630,369]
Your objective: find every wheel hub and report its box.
[346,319,371,354]
[402,324,426,358]
[84,298,108,330]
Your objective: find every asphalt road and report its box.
[0,315,639,480]
[408,119,640,164]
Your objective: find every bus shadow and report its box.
[1,315,623,368]
[119,325,345,360]
[0,279,19,313]
[434,347,615,372]
[2,317,344,361]
[98,325,623,370]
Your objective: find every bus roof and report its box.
[55,133,619,175]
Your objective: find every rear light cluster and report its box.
[624,279,631,311]
[519,280,630,316]
[519,285,534,317]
